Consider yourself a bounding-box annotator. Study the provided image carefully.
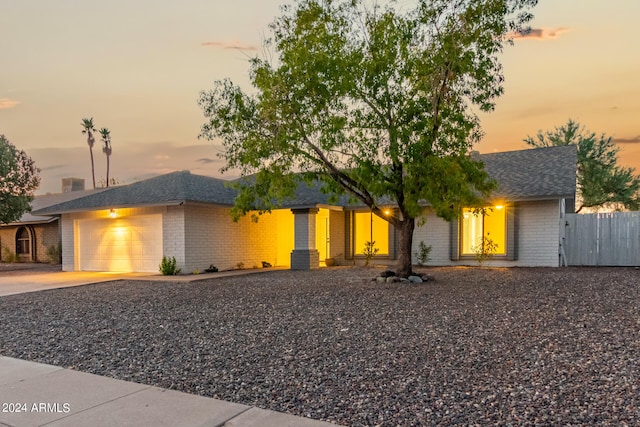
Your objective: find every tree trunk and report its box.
[89,147,96,189]
[106,155,110,187]
[395,217,415,278]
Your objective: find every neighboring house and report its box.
[33,146,577,273]
[0,179,104,263]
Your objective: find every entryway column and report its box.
[290,208,320,270]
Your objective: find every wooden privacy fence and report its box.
[564,212,640,266]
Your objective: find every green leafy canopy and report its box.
[0,135,41,224]
[525,119,640,212]
[199,0,537,276]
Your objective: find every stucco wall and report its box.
[412,200,562,267]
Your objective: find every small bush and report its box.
[362,241,379,266]
[205,264,218,273]
[46,242,62,264]
[1,246,19,263]
[159,256,181,275]
[414,241,432,266]
[236,262,245,270]
[473,235,498,266]
[262,261,272,268]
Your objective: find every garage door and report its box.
[77,214,163,272]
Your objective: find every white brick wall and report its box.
[412,200,562,267]
[516,200,561,266]
[182,205,292,273]
[163,205,186,268]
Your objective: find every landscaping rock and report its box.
[379,270,396,278]
[1,267,639,426]
[407,275,423,283]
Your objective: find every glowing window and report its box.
[461,207,506,255]
[354,212,389,256]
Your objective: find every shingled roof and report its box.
[33,171,236,215]
[482,145,577,201]
[34,146,576,215]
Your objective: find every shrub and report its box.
[236,262,245,269]
[262,261,272,268]
[414,241,432,266]
[46,242,62,264]
[362,241,379,266]
[159,256,181,275]
[1,246,19,263]
[205,264,218,273]
[473,235,498,266]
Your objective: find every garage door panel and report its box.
[77,214,163,272]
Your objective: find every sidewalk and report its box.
[0,356,341,427]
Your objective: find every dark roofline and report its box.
[1,216,59,227]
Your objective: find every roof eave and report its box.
[33,200,186,215]
[1,216,59,226]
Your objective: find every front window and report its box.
[461,207,506,255]
[353,211,389,256]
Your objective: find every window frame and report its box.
[16,227,31,256]
[451,204,518,261]
[460,207,507,257]
[349,210,393,259]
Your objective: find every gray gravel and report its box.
[1,266,639,426]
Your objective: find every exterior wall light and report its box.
[109,209,117,218]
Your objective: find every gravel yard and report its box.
[1,266,639,426]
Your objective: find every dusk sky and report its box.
[2,0,639,194]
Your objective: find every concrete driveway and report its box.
[0,269,151,297]
[0,265,281,297]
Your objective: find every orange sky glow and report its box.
[1,0,639,194]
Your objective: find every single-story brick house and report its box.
[32,146,577,273]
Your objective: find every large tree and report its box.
[81,117,97,189]
[199,0,537,277]
[0,135,41,224]
[524,119,640,213]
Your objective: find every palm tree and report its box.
[81,117,97,189]
[99,128,112,187]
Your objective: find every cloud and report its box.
[613,136,640,144]
[41,164,68,172]
[0,98,20,109]
[197,158,217,164]
[512,27,570,40]
[201,41,258,51]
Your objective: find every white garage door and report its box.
[77,214,163,272]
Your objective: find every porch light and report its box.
[109,209,117,218]
[383,209,391,216]
[495,205,504,210]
